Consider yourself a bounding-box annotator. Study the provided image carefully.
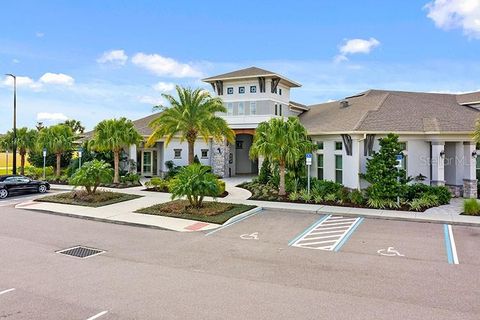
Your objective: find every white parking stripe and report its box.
[291,215,363,251]
[0,288,15,295]
[86,310,108,320]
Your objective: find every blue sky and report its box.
[1,0,480,132]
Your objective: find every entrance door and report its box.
[142,151,153,176]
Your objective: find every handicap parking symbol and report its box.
[240,232,259,240]
[377,247,404,257]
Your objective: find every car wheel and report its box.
[38,184,47,194]
[0,189,8,199]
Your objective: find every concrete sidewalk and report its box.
[17,182,480,231]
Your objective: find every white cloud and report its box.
[132,53,202,78]
[97,49,128,66]
[425,0,480,38]
[36,32,45,38]
[335,38,380,62]
[1,75,42,91]
[39,73,75,86]
[12,59,20,64]
[139,95,167,106]
[37,112,68,121]
[153,81,175,92]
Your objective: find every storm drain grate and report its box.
[56,246,105,259]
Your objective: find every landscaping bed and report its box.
[136,200,256,224]
[36,190,142,207]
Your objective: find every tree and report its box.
[69,160,113,194]
[363,133,406,201]
[169,164,220,208]
[147,86,235,165]
[37,124,74,177]
[2,128,38,175]
[90,118,142,184]
[474,119,480,146]
[250,117,316,196]
[63,119,85,135]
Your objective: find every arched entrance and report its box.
[233,130,258,175]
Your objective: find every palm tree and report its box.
[37,124,74,177]
[147,86,235,164]
[250,117,316,196]
[3,128,38,175]
[90,118,142,184]
[474,119,480,145]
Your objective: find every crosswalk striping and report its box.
[290,215,364,251]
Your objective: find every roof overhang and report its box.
[202,74,301,88]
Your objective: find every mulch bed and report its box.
[36,190,142,207]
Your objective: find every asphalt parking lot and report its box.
[1,206,479,319]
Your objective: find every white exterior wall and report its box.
[162,139,212,170]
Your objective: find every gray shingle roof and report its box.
[132,112,162,136]
[456,91,480,105]
[300,90,480,134]
[202,66,301,87]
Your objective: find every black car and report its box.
[0,175,50,199]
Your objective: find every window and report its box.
[238,102,244,115]
[400,155,408,179]
[279,104,283,116]
[236,141,243,149]
[250,101,257,115]
[477,156,480,180]
[250,86,257,93]
[227,87,233,94]
[239,86,245,94]
[279,88,282,95]
[335,155,343,183]
[317,154,324,180]
[201,149,208,159]
[174,149,182,159]
[274,104,278,115]
[399,142,407,151]
[227,103,233,116]
[317,142,324,150]
[335,142,343,151]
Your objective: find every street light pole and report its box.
[5,73,17,175]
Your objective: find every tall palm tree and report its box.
[3,128,38,175]
[147,86,235,164]
[37,124,74,177]
[250,117,316,196]
[90,118,142,184]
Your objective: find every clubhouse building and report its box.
[127,67,479,198]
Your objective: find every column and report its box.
[431,141,445,186]
[128,144,137,173]
[463,142,477,198]
[211,139,229,178]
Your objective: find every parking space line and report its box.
[443,224,459,265]
[290,215,363,251]
[204,209,262,236]
[86,310,108,320]
[0,288,15,295]
[288,215,331,246]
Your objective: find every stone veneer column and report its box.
[211,139,229,178]
[463,142,478,198]
[431,141,445,186]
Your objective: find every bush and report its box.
[145,177,169,191]
[299,189,311,202]
[164,160,181,180]
[121,172,140,184]
[28,150,72,168]
[463,199,480,215]
[404,184,451,205]
[349,189,366,205]
[69,160,113,194]
[23,165,54,180]
[169,164,220,208]
[311,180,343,199]
[288,191,300,201]
[258,159,273,184]
[367,198,399,209]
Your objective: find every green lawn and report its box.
[136,200,256,224]
[36,191,142,207]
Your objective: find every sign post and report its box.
[306,153,312,195]
[395,154,403,206]
[5,150,8,174]
[42,148,47,180]
[78,147,83,169]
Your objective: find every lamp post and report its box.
[5,73,17,175]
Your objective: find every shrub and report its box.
[349,189,366,205]
[257,159,272,184]
[463,199,480,215]
[145,177,169,191]
[313,194,323,204]
[404,184,451,205]
[164,160,181,180]
[288,191,300,201]
[121,172,140,184]
[363,133,406,201]
[324,193,338,202]
[169,164,220,208]
[367,198,400,209]
[336,187,350,204]
[299,189,311,202]
[69,160,113,194]
[409,194,440,211]
[23,165,54,180]
[311,180,343,199]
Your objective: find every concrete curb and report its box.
[19,207,172,232]
[222,206,263,226]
